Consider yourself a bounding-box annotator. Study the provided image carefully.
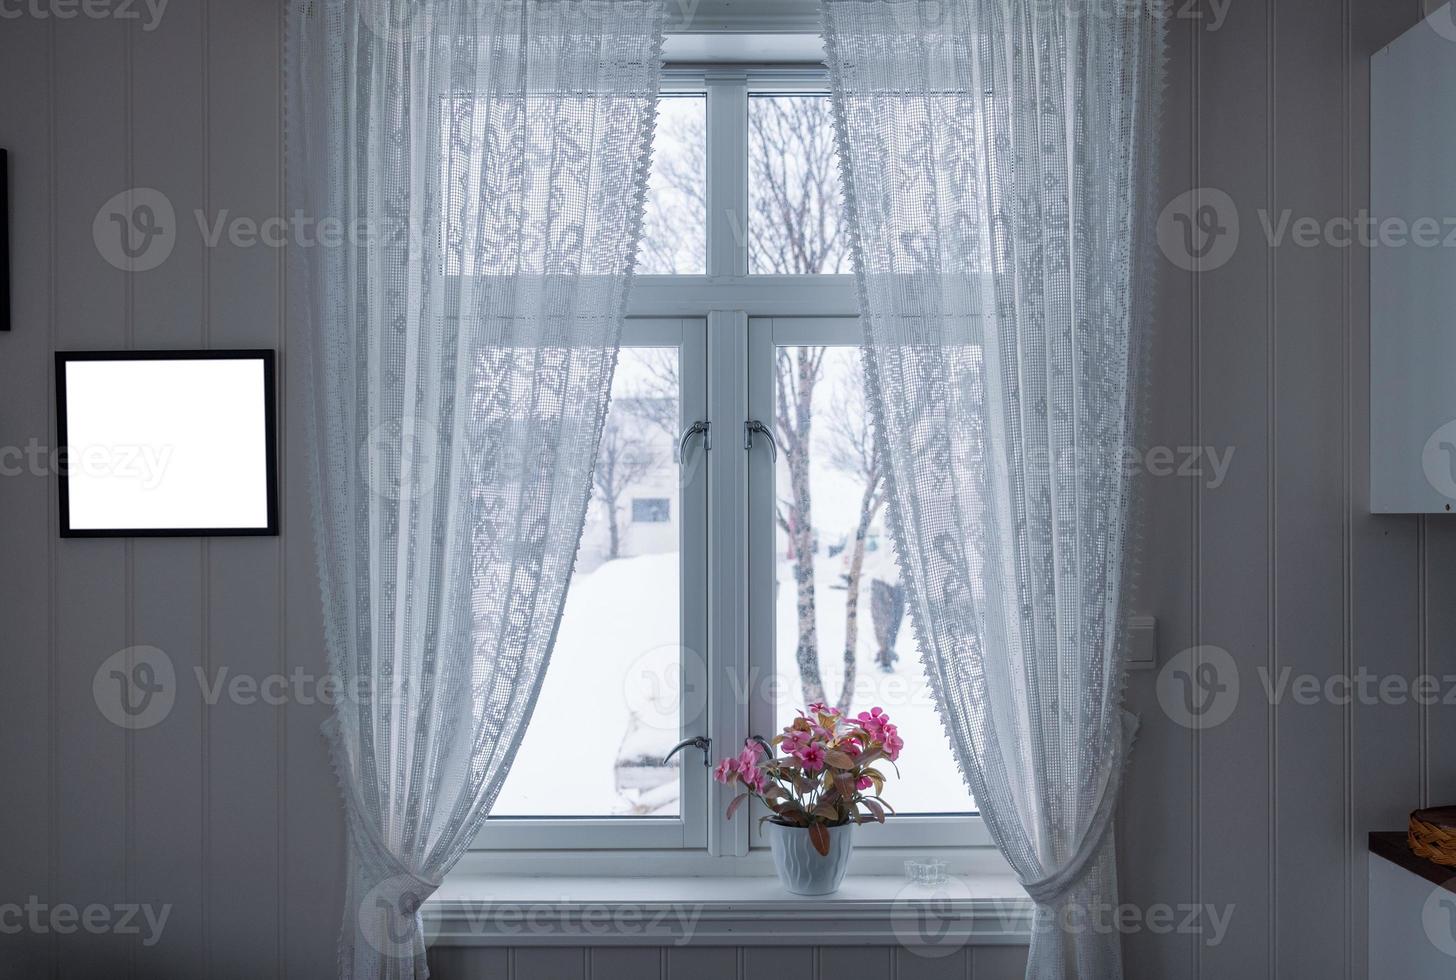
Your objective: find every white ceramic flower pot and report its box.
[766,820,855,896]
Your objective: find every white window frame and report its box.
[469,68,994,870]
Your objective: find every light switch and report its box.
[1127,615,1158,670]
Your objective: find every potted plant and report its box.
[712,703,904,896]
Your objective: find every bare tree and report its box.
[775,345,828,706]
[594,416,660,560]
[749,98,849,275]
[825,366,886,709]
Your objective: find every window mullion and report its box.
[705,72,749,278]
[705,310,751,858]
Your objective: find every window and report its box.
[472,70,985,864]
[632,498,672,523]
[492,344,693,821]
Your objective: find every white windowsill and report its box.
[424,874,1033,948]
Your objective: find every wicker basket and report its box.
[1409,807,1456,868]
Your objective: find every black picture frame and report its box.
[55,349,280,538]
[1,149,10,332]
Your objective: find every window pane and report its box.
[638,96,707,274]
[493,348,683,817]
[748,95,850,275]
[772,346,972,815]
[632,498,671,523]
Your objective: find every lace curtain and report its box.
[822,1,1163,976]
[286,1,664,976]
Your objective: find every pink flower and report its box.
[795,744,826,773]
[737,744,763,769]
[881,725,904,762]
[809,698,844,722]
[712,758,741,784]
[856,706,891,738]
[743,767,770,794]
[856,775,873,791]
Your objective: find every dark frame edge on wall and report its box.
[54,348,281,538]
[1,149,10,332]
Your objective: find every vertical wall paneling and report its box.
[744,947,813,976]
[588,946,663,980]
[816,946,891,980]
[129,0,209,975]
[512,946,589,980]
[665,946,739,980]
[0,11,54,978]
[1271,0,1351,971]
[429,944,1035,980]
[203,0,285,972]
[51,9,132,977]
[890,946,967,980]
[1119,4,1200,976]
[971,944,1031,978]
[1193,0,1275,972]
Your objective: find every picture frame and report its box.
[55,349,280,537]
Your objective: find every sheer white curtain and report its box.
[822,1,1163,976]
[286,1,664,976]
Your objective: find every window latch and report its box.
[744,419,777,463]
[663,735,712,767]
[678,420,710,461]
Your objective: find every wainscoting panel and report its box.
[425,944,1032,980]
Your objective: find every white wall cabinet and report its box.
[1371,4,1456,513]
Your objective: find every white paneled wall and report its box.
[0,0,1447,977]
[0,2,340,976]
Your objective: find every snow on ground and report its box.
[493,552,682,817]
[493,547,973,818]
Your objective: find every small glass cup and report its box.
[904,858,947,886]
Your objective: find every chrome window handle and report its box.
[744,419,777,463]
[678,420,710,462]
[663,735,712,767]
